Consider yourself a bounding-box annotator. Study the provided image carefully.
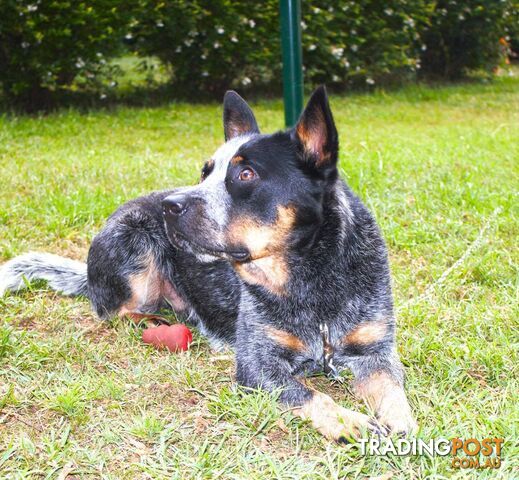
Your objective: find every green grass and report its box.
[0,73,518,479]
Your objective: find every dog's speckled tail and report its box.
[0,252,88,297]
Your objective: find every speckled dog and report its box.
[0,87,417,441]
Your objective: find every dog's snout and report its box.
[163,195,189,216]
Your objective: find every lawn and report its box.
[0,74,517,479]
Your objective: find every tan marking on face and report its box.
[341,318,389,346]
[228,205,296,258]
[264,325,308,352]
[294,390,374,441]
[234,256,288,296]
[118,254,186,316]
[230,155,244,165]
[354,371,418,434]
[228,205,296,295]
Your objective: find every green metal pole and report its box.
[280,0,303,127]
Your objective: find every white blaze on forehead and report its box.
[199,134,254,228]
[211,134,254,173]
[203,134,254,191]
[172,134,255,240]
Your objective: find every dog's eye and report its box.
[238,168,256,182]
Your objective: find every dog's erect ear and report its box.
[293,86,338,170]
[223,91,260,141]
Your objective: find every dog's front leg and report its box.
[236,323,381,442]
[349,351,418,436]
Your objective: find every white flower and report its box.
[175,46,182,53]
[248,19,256,28]
[125,33,133,40]
[351,44,358,52]
[404,18,415,28]
[75,58,85,68]
[458,14,465,20]
[96,52,103,58]
[21,41,30,49]
[213,41,221,49]
[216,26,225,34]
[421,44,427,51]
[231,36,238,43]
[384,8,393,16]
[331,46,344,58]
[313,7,321,14]
[351,29,357,35]
[308,44,317,51]
[342,58,350,68]
[201,54,207,60]
[241,77,252,86]
[366,77,375,85]
[202,71,209,77]
[184,39,193,47]
[156,20,164,28]
[301,21,307,30]
[100,93,107,100]
[332,75,340,82]
[27,4,38,12]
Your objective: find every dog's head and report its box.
[163,86,341,293]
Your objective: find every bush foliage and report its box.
[420,0,514,79]
[299,1,430,86]
[0,0,134,109]
[131,1,280,95]
[0,0,515,108]
[132,0,431,94]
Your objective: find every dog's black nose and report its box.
[162,195,188,216]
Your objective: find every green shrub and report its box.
[419,0,512,79]
[0,0,135,109]
[301,0,430,87]
[504,0,519,58]
[132,0,429,95]
[0,0,513,109]
[133,0,511,94]
[131,1,280,95]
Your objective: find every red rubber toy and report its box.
[142,324,193,352]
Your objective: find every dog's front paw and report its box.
[332,407,387,443]
[295,391,380,442]
[354,372,418,437]
[377,405,418,436]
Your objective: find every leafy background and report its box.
[0,0,517,109]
